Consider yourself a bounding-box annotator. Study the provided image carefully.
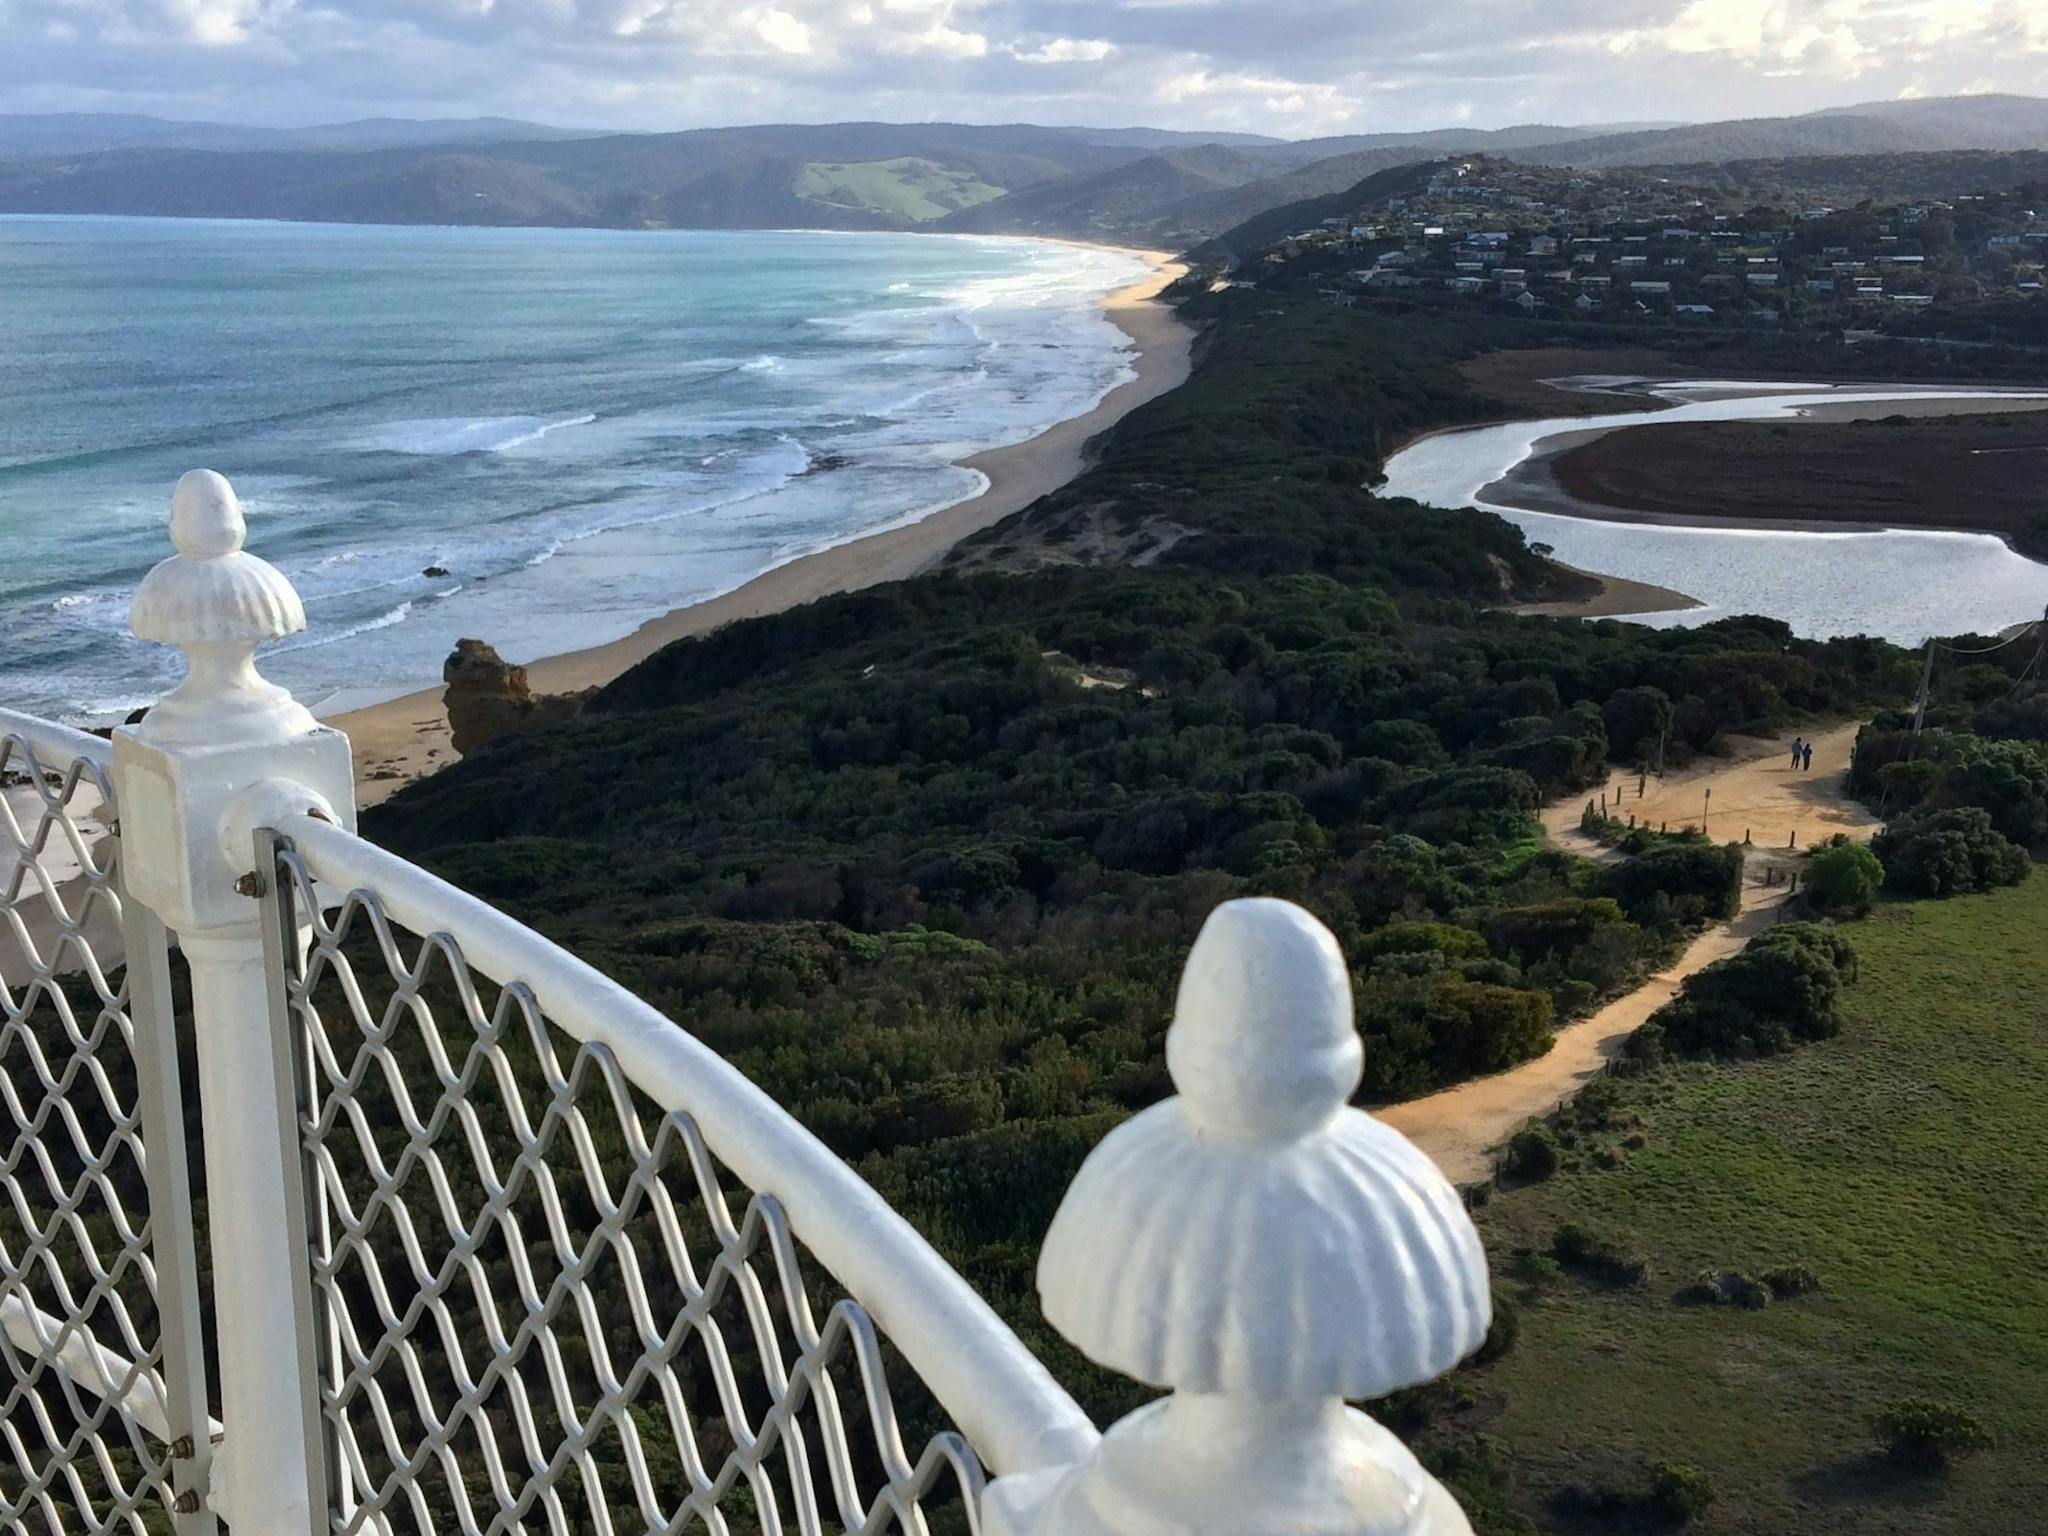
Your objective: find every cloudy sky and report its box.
[3,0,2044,136]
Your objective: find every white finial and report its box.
[1166,897,1362,1141]
[168,468,247,560]
[986,898,1492,1536]
[131,470,313,744]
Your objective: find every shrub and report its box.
[1603,685,1675,764]
[1474,1294,1519,1365]
[1805,840,1883,915]
[1677,1271,1726,1306]
[1677,1270,1771,1308]
[1503,1124,1560,1181]
[1654,922,1855,1058]
[1423,979,1557,1079]
[1614,1019,1667,1075]
[1651,1462,1716,1523]
[1552,1222,1649,1287]
[1601,841,1744,925]
[1508,1249,1563,1288]
[1483,898,1627,964]
[1870,1398,1993,1471]
[1762,1263,1823,1299]
[1359,920,1489,964]
[1873,805,2032,897]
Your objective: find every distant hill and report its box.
[1188,161,1446,262]
[1247,123,1660,162]
[0,122,1126,231]
[1508,94,2048,170]
[0,113,605,157]
[1191,143,2048,270]
[1642,148,2048,203]
[936,145,1273,238]
[0,96,2041,246]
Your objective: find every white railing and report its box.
[1,711,214,1534]
[2,470,1494,1536]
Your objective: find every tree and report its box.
[1653,923,1855,1057]
[1602,685,1674,764]
[1872,806,2031,897]
[1601,842,1744,925]
[1805,840,1883,915]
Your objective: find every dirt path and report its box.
[1378,724,1877,1184]
[1543,722,1877,859]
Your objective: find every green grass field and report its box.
[793,158,1007,222]
[1471,875,2048,1533]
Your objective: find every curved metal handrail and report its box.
[271,810,1100,1481]
[0,709,113,772]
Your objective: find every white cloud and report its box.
[754,6,811,53]
[877,21,987,55]
[1010,36,1114,63]
[3,0,2044,136]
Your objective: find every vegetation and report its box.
[1648,922,1857,1058]
[792,157,1007,222]
[350,259,2048,1527]
[363,287,1925,1446]
[1872,806,2032,896]
[1464,876,2048,1531]
[1871,1399,1995,1472]
[1805,838,1885,914]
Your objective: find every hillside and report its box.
[0,112,606,156]
[1510,93,2048,171]
[1188,160,1443,261]
[935,144,1271,238]
[0,96,2043,244]
[0,121,1119,232]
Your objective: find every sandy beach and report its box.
[334,250,1194,805]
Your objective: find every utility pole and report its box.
[1911,639,1936,738]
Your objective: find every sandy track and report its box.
[1378,723,1875,1184]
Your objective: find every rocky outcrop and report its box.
[442,639,586,757]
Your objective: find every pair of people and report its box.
[1788,737,1814,772]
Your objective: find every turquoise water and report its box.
[0,217,1145,719]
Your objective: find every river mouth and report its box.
[1379,378,2048,645]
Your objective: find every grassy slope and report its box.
[793,158,1007,222]
[1475,878,2048,1532]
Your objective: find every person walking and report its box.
[1803,741,1814,772]
[1790,736,1804,770]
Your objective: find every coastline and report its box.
[335,249,1194,805]
[1483,393,2048,549]
[1437,382,2048,624]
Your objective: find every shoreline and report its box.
[1451,380,2048,622]
[336,248,1194,805]
[1500,400,2048,556]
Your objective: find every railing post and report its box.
[982,898,1493,1535]
[111,471,356,1532]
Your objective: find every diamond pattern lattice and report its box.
[0,726,181,1535]
[274,846,985,1536]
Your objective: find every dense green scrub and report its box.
[365,294,1927,1433]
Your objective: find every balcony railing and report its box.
[2,470,1492,1535]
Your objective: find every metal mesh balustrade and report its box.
[0,720,207,1536]
[267,841,988,1536]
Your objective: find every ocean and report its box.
[0,217,1148,721]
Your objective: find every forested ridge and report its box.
[365,288,1938,1436]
